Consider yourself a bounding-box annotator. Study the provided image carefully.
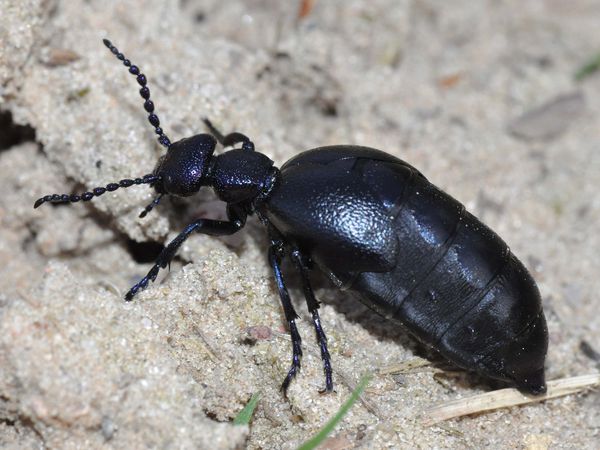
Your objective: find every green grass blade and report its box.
[233,392,261,426]
[297,374,372,450]
[575,53,600,81]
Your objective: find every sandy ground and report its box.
[1,0,599,448]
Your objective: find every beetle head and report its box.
[153,133,216,197]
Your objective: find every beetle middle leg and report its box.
[202,118,255,151]
[126,205,247,300]
[268,243,303,396]
[290,249,333,393]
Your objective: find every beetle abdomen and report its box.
[350,159,547,393]
[265,146,548,393]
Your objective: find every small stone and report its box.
[508,91,586,141]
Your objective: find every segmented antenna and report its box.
[33,174,159,209]
[102,38,172,148]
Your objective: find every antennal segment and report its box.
[102,39,172,148]
[34,174,159,209]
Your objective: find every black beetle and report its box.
[35,39,548,396]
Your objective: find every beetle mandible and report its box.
[35,39,548,396]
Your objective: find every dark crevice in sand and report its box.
[125,239,165,264]
[0,110,36,151]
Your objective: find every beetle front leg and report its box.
[126,205,246,300]
[268,244,303,396]
[291,250,333,393]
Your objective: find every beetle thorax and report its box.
[208,149,276,204]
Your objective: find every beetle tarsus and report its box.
[125,265,160,301]
[280,319,303,397]
[312,310,333,392]
[202,118,254,150]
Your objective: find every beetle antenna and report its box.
[139,193,163,218]
[33,174,160,209]
[102,38,172,149]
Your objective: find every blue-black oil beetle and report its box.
[35,39,548,396]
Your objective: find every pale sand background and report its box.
[1,1,598,448]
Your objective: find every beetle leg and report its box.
[268,244,303,396]
[291,250,333,393]
[126,205,247,300]
[202,118,255,151]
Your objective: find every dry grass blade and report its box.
[422,373,600,426]
[378,357,431,375]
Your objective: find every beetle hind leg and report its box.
[291,250,334,393]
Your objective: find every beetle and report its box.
[34,39,548,396]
